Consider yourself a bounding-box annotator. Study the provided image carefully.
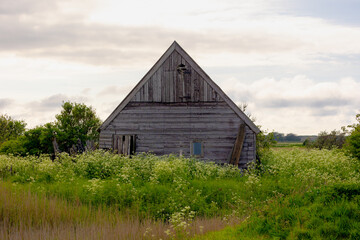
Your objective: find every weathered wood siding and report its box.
[100,102,256,166]
[131,50,222,103]
[99,43,257,167]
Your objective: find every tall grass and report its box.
[0,181,232,239]
[3,149,359,239]
[0,151,243,221]
[195,148,360,239]
[0,151,245,239]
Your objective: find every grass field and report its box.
[1,148,360,239]
[272,142,304,148]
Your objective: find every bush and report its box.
[345,114,360,160]
[0,114,26,146]
[313,130,346,150]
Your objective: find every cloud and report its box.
[26,94,88,112]
[3,0,360,68]
[220,76,360,134]
[97,85,135,97]
[0,15,305,66]
[0,0,56,15]
[259,97,350,109]
[0,98,14,110]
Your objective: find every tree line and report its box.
[301,115,360,160]
[0,101,101,157]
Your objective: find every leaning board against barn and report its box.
[99,41,260,167]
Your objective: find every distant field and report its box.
[273,141,304,148]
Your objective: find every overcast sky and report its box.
[1,0,360,135]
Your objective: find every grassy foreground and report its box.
[194,148,360,239]
[0,151,243,239]
[1,149,360,239]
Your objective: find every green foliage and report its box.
[314,130,346,150]
[345,114,360,160]
[23,123,56,155]
[55,101,101,152]
[0,152,243,220]
[195,149,360,240]
[0,101,101,156]
[0,136,27,156]
[256,131,276,158]
[0,114,26,146]
[0,123,56,156]
[3,148,360,238]
[274,132,302,142]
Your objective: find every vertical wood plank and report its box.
[176,74,183,102]
[118,135,123,154]
[199,74,204,101]
[190,67,195,101]
[153,68,161,101]
[165,73,170,102]
[194,72,200,102]
[184,73,190,99]
[135,91,140,102]
[211,88,216,101]
[148,78,153,102]
[204,81,208,101]
[169,70,174,102]
[161,67,165,102]
[173,71,177,102]
[144,81,148,101]
[123,135,129,155]
[140,85,144,101]
[113,135,117,151]
[207,82,212,101]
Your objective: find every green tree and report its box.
[314,130,346,150]
[55,101,102,152]
[0,136,27,156]
[345,114,360,160]
[23,123,57,155]
[0,123,56,156]
[0,114,26,146]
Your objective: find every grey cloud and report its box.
[311,108,339,117]
[0,0,57,15]
[0,13,304,66]
[0,98,14,110]
[26,94,88,112]
[260,97,350,109]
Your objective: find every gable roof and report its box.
[100,41,260,134]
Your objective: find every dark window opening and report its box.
[191,140,203,157]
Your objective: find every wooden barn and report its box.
[99,41,260,167]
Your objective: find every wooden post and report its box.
[229,123,246,166]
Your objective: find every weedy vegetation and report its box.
[195,148,360,240]
[1,148,360,239]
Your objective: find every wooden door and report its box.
[113,135,136,155]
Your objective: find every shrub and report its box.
[345,114,360,160]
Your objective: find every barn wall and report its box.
[99,102,256,166]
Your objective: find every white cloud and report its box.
[220,76,360,134]
[0,0,359,135]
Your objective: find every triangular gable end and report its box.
[100,41,260,134]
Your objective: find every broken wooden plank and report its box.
[229,123,246,166]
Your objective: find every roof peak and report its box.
[100,41,260,133]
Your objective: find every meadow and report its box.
[1,148,360,239]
